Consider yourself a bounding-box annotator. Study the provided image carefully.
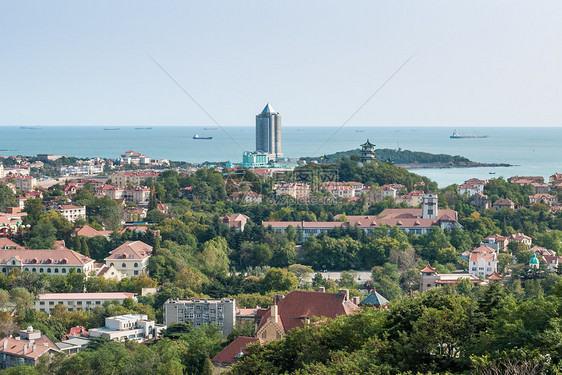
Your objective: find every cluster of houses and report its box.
[458,175,562,212]
[262,194,461,238]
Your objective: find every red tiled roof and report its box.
[0,335,58,359]
[472,245,496,254]
[73,225,112,237]
[0,238,25,250]
[469,252,495,262]
[107,241,152,260]
[256,290,359,334]
[0,249,93,265]
[211,336,261,365]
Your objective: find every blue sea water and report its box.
[1,126,561,188]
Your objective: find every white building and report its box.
[104,241,152,277]
[89,314,165,342]
[56,204,86,223]
[469,245,498,277]
[35,292,136,313]
[163,298,236,337]
[120,151,151,165]
[457,178,488,197]
[111,171,160,188]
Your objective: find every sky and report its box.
[1,1,562,127]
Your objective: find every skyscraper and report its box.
[256,103,282,160]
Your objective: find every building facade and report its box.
[56,204,86,223]
[0,249,94,276]
[88,314,165,342]
[104,241,152,277]
[256,104,282,160]
[0,327,59,369]
[163,298,236,337]
[35,292,136,313]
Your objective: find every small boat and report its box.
[20,126,41,130]
[204,127,218,130]
[104,127,120,131]
[489,172,496,175]
[193,134,213,140]
[450,130,488,139]
[134,127,152,130]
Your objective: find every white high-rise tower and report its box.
[255,104,282,160]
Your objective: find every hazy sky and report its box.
[2,1,562,127]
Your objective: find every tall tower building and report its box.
[256,104,282,160]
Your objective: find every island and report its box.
[301,148,512,169]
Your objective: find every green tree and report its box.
[0,184,16,211]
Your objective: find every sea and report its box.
[1,126,561,188]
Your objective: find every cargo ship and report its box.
[450,130,488,139]
[193,134,213,140]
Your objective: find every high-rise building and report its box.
[256,104,282,160]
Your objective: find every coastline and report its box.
[399,162,513,169]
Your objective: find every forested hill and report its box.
[301,148,511,168]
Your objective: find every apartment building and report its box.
[35,292,136,313]
[163,298,236,337]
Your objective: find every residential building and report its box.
[89,314,165,342]
[419,263,483,293]
[359,291,389,308]
[509,176,544,186]
[457,178,488,196]
[256,104,282,161]
[264,195,461,239]
[163,298,236,337]
[119,151,151,165]
[104,241,152,277]
[37,154,64,161]
[274,182,310,200]
[0,249,94,276]
[470,192,492,210]
[1,175,37,191]
[508,233,532,248]
[58,163,104,176]
[241,151,270,169]
[492,198,515,211]
[223,214,250,231]
[531,246,562,272]
[395,190,424,207]
[529,193,558,206]
[212,336,262,368]
[56,204,86,223]
[321,182,356,199]
[530,182,550,194]
[0,327,60,369]
[95,185,151,205]
[111,171,160,188]
[481,234,509,252]
[255,290,359,343]
[469,245,497,277]
[72,225,113,238]
[35,292,136,313]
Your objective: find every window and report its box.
[77,268,81,273]
[134,271,138,276]
[39,268,44,273]
[47,268,51,273]
[54,268,59,273]
[62,268,66,274]
[217,306,223,312]
[186,313,194,319]
[32,268,36,272]
[134,263,138,268]
[24,268,29,271]
[110,263,114,267]
[1,268,5,273]
[122,263,126,268]
[196,313,201,318]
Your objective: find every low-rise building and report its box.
[111,171,160,188]
[419,263,484,293]
[0,327,60,369]
[255,290,359,343]
[163,298,236,337]
[529,193,558,206]
[469,245,497,277]
[1,174,37,191]
[470,192,492,210]
[56,204,86,223]
[0,249,94,276]
[482,234,509,252]
[104,241,152,277]
[211,336,262,368]
[492,198,515,211]
[223,214,250,231]
[508,232,532,249]
[119,151,151,166]
[274,182,310,200]
[395,190,424,207]
[35,292,136,313]
[457,178,488,196]
[89,314,165,342]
